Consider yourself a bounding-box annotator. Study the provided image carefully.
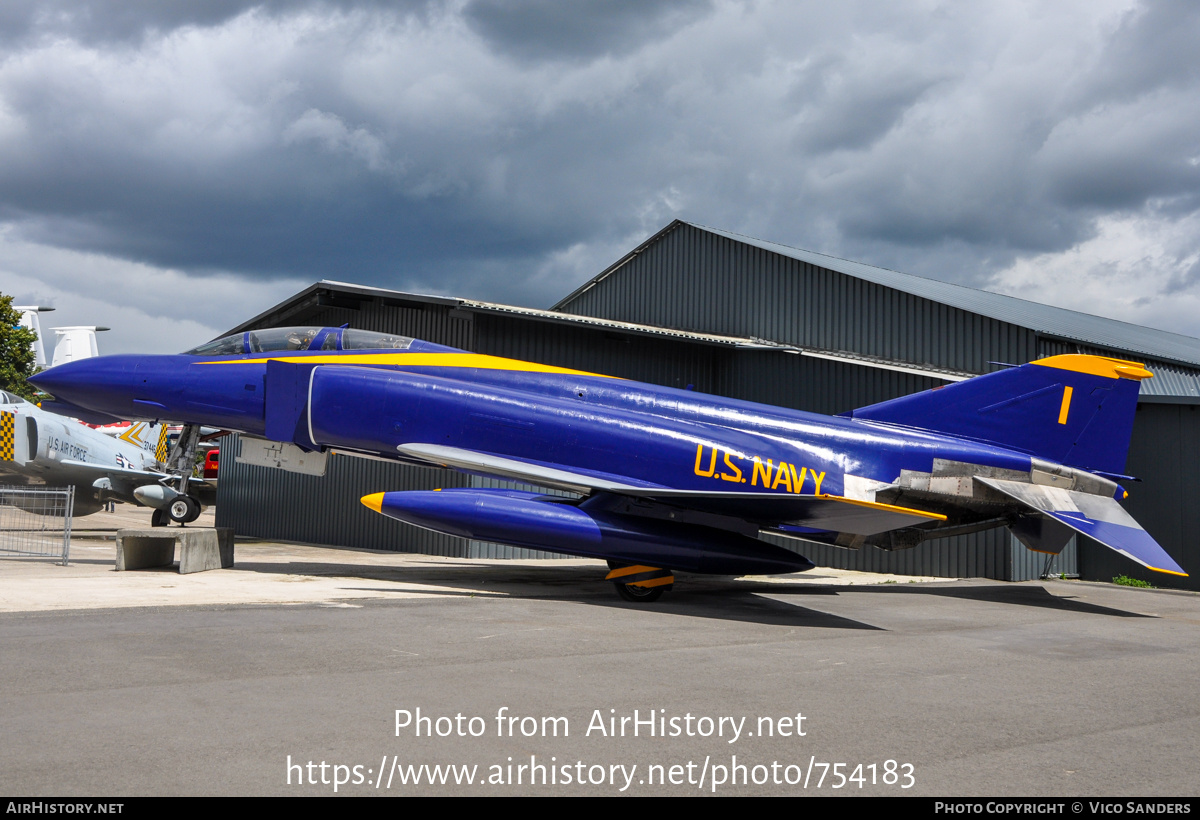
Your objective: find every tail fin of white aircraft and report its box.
[154,423,170,464]
[50,326,109,367]
[844,355,1151,477]
[15,306,54,369]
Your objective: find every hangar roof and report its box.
[556,220,1200,371]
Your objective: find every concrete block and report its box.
[115,528,235,574]
[115,532,176,571]
[179,528,235,574]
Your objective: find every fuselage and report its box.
[31,326,1183,583]
[30,336,1039,503]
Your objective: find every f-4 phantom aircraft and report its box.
[29,325,1187,599]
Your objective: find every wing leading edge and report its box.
[395,442,944,536]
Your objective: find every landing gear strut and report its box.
[159,422,205,525]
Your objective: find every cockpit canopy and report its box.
[0,390,26,405]
[186,327,415,355]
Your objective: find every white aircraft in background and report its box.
[0,390,211,524]
[7,309,210,523]
[16,306,110,369]
[48,326,109,367]
[17,306,52,368]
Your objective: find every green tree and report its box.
[0,293,39,401]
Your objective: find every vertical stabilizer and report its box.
[15,306,53,369]
[845,355,1152,476]
[50,326,109,367]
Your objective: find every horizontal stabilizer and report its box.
[976,477,1187,576]
[397,443,944,534]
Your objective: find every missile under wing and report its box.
[28,326,1187,600]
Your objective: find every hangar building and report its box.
[216,220,1200,589]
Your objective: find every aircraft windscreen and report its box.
[186,327,415,354]
[247,328,320,352]
[186,334,246,355]
[341,329,414,350]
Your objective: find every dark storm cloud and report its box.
[1035,1,1200,213]
[463,0,712,62]
[0,0,694,290]
[0,0,436,45]
[1,0,1199,348]
[1076,0,1200,102]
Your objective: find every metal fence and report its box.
[0,486,74,565]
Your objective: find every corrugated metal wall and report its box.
[1076,402,1200,589]
[218,433,471,553]
[716,350,941,416]
[475,314,721,393]
[561,223,1039,373]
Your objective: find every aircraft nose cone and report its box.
[28,359,85,397]
[29,356,140,418]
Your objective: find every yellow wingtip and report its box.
[360,492,385,513]
[1149,567,1189,577]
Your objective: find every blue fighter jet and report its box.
[29,325,1187,601]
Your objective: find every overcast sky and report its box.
[1,0,1197,355]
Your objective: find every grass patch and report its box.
[1112,574,1153,588]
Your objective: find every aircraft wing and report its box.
[396,443,653,493]
[976,476,1186,576]
[396,443,943,536]
[57,459,170,481]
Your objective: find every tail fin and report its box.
[844,355,1152,476]
[154,423,170,464]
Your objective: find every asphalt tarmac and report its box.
[1,506,1197,797]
